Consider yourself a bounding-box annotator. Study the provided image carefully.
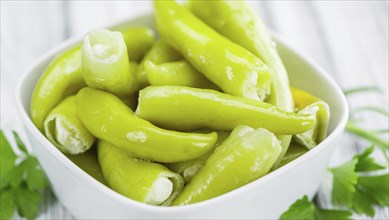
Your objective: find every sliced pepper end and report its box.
[293,101,330,149]
[44,115,94,155]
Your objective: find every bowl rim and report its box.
[15,13,349,213]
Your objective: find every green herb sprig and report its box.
[280,86,389,219]
[0,130,49,220]
[281,147,387,219]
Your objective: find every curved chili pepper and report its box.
[172,126,282,205]
[165,131,230,183]
[154,0,272,101]
[188,0,295,168]
[136,86,315,134]
[31,45,85,131]
[98,140,184,206]
[293,101,330,149]
[145,60,218,90]
[137,40,183,88]
[290,87,330,149]
[280,143,308,167]
[76,87,218,163]
[43,96,95,154]
[118,27,155,62]
[66,147,106,184]
[81,29,138,96]
[291,87,321,110]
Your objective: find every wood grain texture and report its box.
[1,1,387,219]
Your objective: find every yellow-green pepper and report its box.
[145,60,218,90]
[280,143,308,167]
[293,101,330,149]
[82,29,138,96]
[118,27,155,62]
[291,87,321,111]
[165,131,230,183]
[137,86,315,134]
[31,45,85,131]
[98,140,184,206]
[291,87,330,149]
[66,146,106,184]
[76,88,218,163]
[137,40,183,88]
[188,0,295,168]
[43,96,95,154]
[154,0,272,101]
[172,126,282,205]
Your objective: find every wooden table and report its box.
[1,1,388,219]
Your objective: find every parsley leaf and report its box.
[0,131,17,189]
[330,147,389,216]
[0,130,49,220]
[15,182,41,220]
[358,174,389,206]
[280,195,352,220]
[353,146,385,172]
[329,158,358,207]
[12,131,29,154]
[0,188,15,219]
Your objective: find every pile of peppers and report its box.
[30,0,330,206]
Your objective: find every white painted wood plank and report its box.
[66,1,152,37]
[261,1,388,219]
[1,1,74,219]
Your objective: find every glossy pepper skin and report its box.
[66,147,106,184]
[293,101,330,149]
[43,96,95,154]
[136,86,315,134]
[172,126,282,205]
[98,141,184,206]
[280,143,308,167]
[82,29,138,96]
[165,131,230,183]
[154,0,272,101]
[76,88,218,163]
[189,0,295,167]
[31,45,86,131]
[291,87,330,149]
[145,60,219,90]
[291,87,321,110]
[137,40,183,88]
[118,27,155,62]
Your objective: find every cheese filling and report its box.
[144,177,173,205]
[55,118,86,154]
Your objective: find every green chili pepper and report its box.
[76,87,218,163]
[172,125,282,205]
[98,140,184,206]
[137,40,183,88]
[291,87,321,111]
[293,101,330,149]
[290,88,330,149]
[280,143,308,167]
[188,0,295,168]
[165,131,230,183]
[66,146,106,184]
[31,45,85,131]
[154,1,272,101]
[145,60,219,90]
[82,29,138,96]
[136,86,315,134]
[118,27,155,62]
[121,94,138,112]
[43,96,95,154]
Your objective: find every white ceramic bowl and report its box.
[16,14,348,219]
